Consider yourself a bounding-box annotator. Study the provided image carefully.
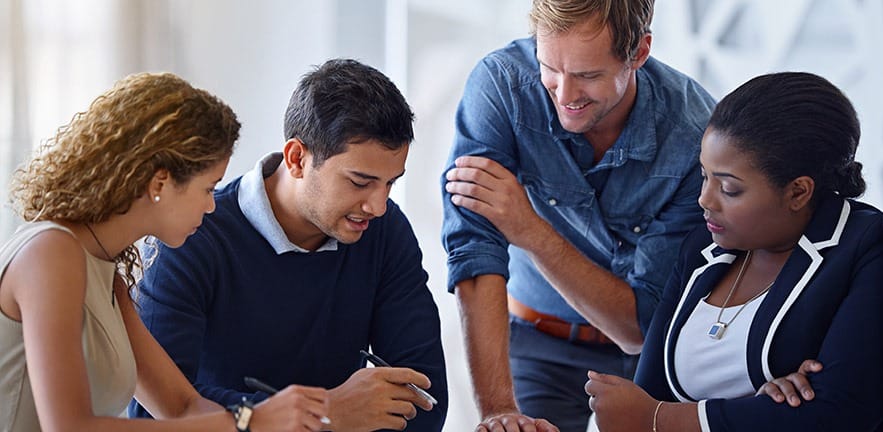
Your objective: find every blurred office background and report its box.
[2,0,882,430]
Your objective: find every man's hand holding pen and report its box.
[327,366,435,432]
[360,349,439,406]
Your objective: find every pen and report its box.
[244,376,331,425]
[359,350,438,406]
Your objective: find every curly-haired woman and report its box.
[0,72,328,432]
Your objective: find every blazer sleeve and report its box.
[633,229,695,401]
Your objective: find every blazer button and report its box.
[548,198,558,206]
[633,226,642,233]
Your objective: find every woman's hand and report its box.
[756,359,822,407]
[584,371,657,432]
[251,384,329,432]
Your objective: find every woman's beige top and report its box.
[0,221,136,432]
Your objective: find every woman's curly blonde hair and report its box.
[10,72,240,293]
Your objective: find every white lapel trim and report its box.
[664,243,736,402]
[760,200,850,381]
[813,200,849,250]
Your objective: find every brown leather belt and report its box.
[508,295,614,345]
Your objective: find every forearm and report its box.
[521,219,643,353]
[655,402,701,432]
[180,396,224,418]
[47,411,236,432]
[456,275,519,417]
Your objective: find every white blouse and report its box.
[673,291,769,400]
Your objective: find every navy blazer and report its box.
[635,195,883,431]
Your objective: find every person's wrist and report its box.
[652,400,665,432]
[514,216,552,250]
[226,397,255,432]
[325,386,348,431]
[480,401,520,420]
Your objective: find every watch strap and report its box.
[226,397,254,432]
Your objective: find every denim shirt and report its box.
[440,37,715,334]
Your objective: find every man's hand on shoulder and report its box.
[476,411,560,432]
[445,156,549,249]
[327,367,434,431]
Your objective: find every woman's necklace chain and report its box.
[85,224,116,306]
[708,250,774,340]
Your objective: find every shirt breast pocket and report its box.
[521,174,595,238]
[607,214,653,244]
[606,214,654,275]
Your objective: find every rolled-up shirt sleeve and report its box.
[441,56,520,292]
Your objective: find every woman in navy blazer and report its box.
[585,72,883,431]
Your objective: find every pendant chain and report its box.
[85,224,116,306]
[709,250,774,339]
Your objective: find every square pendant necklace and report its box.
[708,250,774,340]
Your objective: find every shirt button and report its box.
[548,198,557,206]
[633,226,642,233]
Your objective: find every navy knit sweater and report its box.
[128,178,447,431]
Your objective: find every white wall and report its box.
[162,1,337,179]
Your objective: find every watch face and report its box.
[236,405,253,431]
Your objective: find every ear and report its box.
[630,33,652,70]
[282,138,309,179]
[786,176,815,212]
[147,169,171,201]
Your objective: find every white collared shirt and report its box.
[237,152,338,254]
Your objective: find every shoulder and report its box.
[7,222,86,268]
[214,177,241,201]
[677,226,715,266]
[484,37,537,68]
[471,37,541,91]
[210,178,244,221]
[187,179,246,244]
[356,200,422,259]
[3,223,88,310]
[639,57,716,132]
[846,199,883,230]
[368,199,415,236]
[843,199,883,251]
[810,197,883,250]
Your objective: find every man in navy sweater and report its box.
[128,59,447,431]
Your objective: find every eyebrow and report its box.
[536,58,556,71]
[711,171,744,181]
[537,55,604,74]
[699,163,744,182]
[350,170,406,183]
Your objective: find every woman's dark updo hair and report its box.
[708,72,865,201]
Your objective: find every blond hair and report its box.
[10,72,240,291]
[529,0,654,61]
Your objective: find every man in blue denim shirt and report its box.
[441,1,715,431]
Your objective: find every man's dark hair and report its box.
[283,58,415,166]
